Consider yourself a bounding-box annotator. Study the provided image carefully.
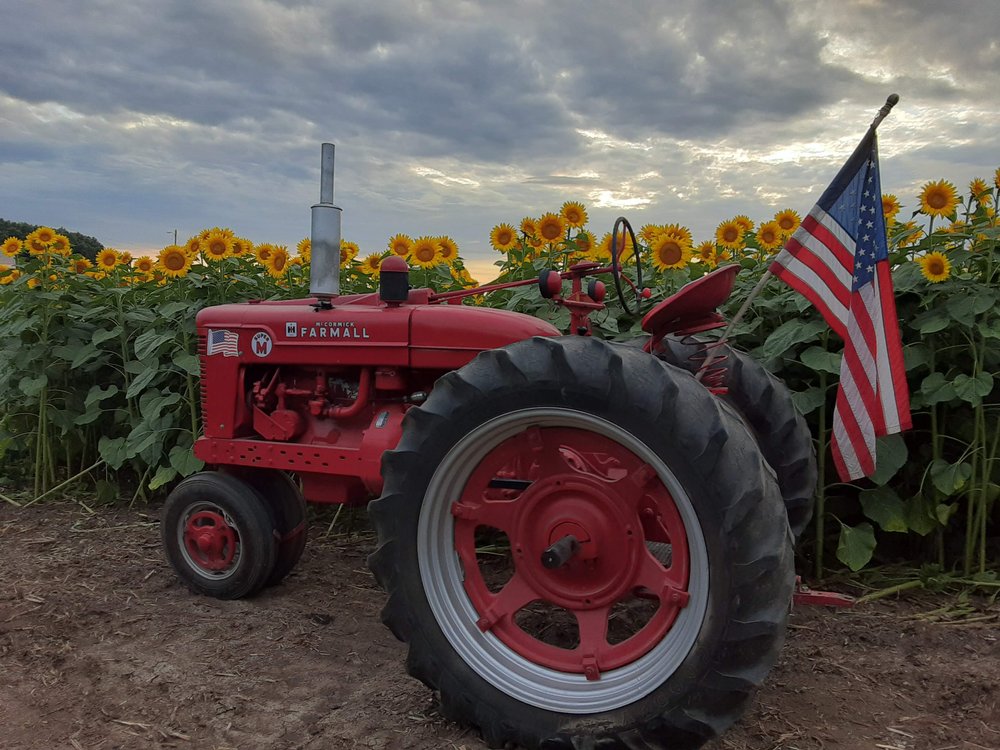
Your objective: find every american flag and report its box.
[770,131,911,481]
[207,329,240,357]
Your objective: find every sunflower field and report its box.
[1,170,998,579]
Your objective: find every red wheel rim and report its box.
[451,425,691,678]
[182,508,239,574]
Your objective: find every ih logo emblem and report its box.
[251,331,273,358]
[285,322,297,337]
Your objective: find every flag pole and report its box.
[696,93,901,381]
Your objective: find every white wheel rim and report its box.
[416,407,710,713]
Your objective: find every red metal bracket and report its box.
[792,576,856,608]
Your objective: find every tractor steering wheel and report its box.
[611,217,644,316]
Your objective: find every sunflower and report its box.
[232,237,254,257]
[451,266,477,289]
[526,235,546,256]
[255,243,276,265]
[650,234,693,271]
[715,219,745,250]
[756,221,784,252]
[184,236,202,258]
[264,246,290,278]
[536,212,566,243]
[894,221,925,248]
[639,224,662,243]
[387,234,412,258]
[593,233,613,262]
[96,248,121,271]
[340,240,359,268]
[773,209,800,236]
[918,180,958,217]
[119,251,134,266]
[203,230,234,262]
[520,217,538,238]
[2,237,21,257]
[969,177,990,202]
[409,236,441,268]
[695,241,718,268]
[436,236,459,264]
[134,256,155,274]
[33,226,56,244]
[733,215,755,234]
[917,251,951,283]
[0,269,20,285]
[995,167,1000,190]
[575,230,594,258]
[49,234,71,255]
[27,277,42,289]
[609,231,636,263]
[560,201,588,228]
[490,223,518,252]
[661,223,693,244]
[25,234,49,255]
[882,194,901,222]
[158,245,192,278]
[288,237,308,263]
[358,253,384,276]
[200,226,234,240]
[72,258,94,274]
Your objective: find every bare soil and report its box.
[1,502,998,750]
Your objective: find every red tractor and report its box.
[162,145,816,749]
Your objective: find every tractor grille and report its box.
[197,332,208,433]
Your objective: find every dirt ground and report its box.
[1,502,997,750]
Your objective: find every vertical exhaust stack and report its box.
[310,143,342,307]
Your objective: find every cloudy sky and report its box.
[2,0,998,281]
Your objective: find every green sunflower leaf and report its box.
[952,372,994,407]
[799,346,841,375]
[930,459,973,496]
[836,521,876,572]
[859,487,908,532]
[760,319,828,359]
[919,372,956,405]
[870,434,908,486]
[791,386,826,416]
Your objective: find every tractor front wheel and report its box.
[162,471,277,599]
[369,336,794,749]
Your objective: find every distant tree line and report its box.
[0,218,104,261]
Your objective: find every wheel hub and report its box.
[182,509,238,572]
[511,474,641,610]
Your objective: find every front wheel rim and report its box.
[417,408,710,714]
[178,501,242,580]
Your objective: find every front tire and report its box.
[162,471,277,599]
[369,336,794,749]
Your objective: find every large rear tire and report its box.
[369,336,794,749]
[650,335,817,540]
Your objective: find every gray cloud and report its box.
[1,0,998,278]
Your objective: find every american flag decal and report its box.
[207,329,240,357]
